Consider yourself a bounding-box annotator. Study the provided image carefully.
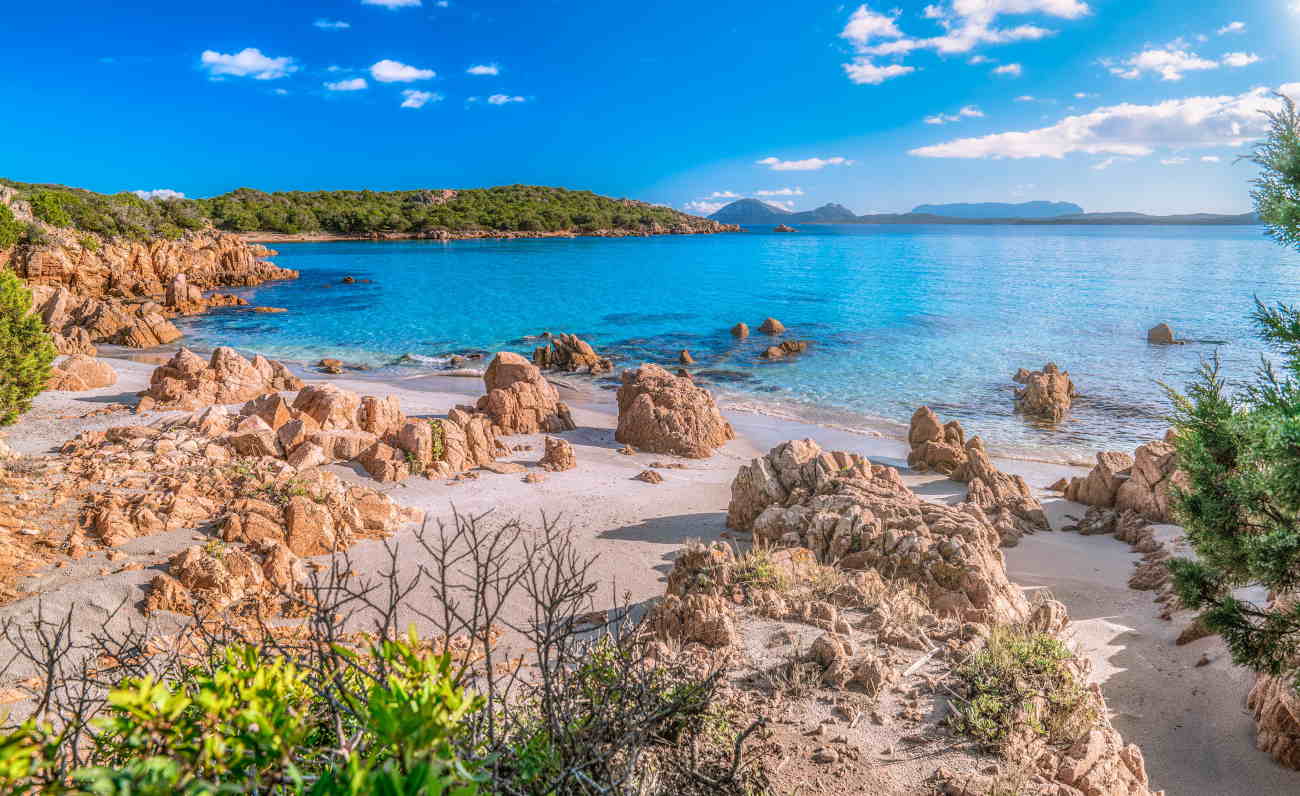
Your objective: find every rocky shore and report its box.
[238,219,740,244]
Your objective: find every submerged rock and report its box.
[1147,323,1179,345]
[731,322,749,338]
[1012,362,1076,423]
[758,317,786,335]
[532,333,613,375]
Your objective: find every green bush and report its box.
[0,271,55,425]
[0,204,22,250]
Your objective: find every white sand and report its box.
[3,354,1296,793]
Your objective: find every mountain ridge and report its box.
[708,199,1258,226]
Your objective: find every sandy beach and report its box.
[1,353,1295,794]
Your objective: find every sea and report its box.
[174,224,1300,462]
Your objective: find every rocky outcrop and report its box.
[953,437,1050,545]
[731,322,749,338]
[538,436,576,472]
[31,286,183,349]
[1147,323,1179,345]
[726,438,1028,625]
[758,317,786,335]
[137,347,303,412]
[1064,438,1185,523]
[1013,362,1076,423]
[10,227,296,300]
[47,355,117,391]
[761,340,809,359]
[531,333,613,375]
[906,406,968,475]
[614,364,734,458]
[1248,634,1300,770]
[477,352,576,434]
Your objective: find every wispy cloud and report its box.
[314,19,351,30]
[1217,21,1246,35]
[325,77,368,91]
[400,90,442,108]
[1160,156,1189,165]
[910,84,1300,160]
[838,1,1087,86]
[755,187,805,196]
[200,48,297,80]
[993,63,1022,76]
[1091,157,1121,170]
[1105,41,1260,80]
[683,200,728,215]
[924,105,984,124]
[133,189,185,200]
[1015,95,1037,102]
[467,63,500,75]
[362,0,421,7]
[1221,52,1260,68]
[370,59,435,82]
[487,94,525,104]
[756,156,854,171]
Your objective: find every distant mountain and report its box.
[707,198,1257,227]
[911,200,1084,219]
[709,198,792,224]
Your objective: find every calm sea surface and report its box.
[177,224,1300,460]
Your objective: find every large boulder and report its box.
[539,436,576,472]
[1114,440,1185,522]
[952,437,1050,545]
[139,347,303,411]
[30,286,183,349]
[532,333,612,374]
[906,406,968,474]
[1013,362,1076,423]
[726,439,1028,625]
[1147,323,1178,345]
[1064,451,1134,509]
[476,352,576,435]
[614,363,734,458]
[47,355,117,391]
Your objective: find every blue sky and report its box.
[2,0,1297,214]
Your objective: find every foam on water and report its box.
[176,224,1300,460]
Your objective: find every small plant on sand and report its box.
[733,546,787,593]
[0,271,55,426]
[949,625,1093,752]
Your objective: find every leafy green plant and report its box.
[428,419,445,463]
[0,271,55,425]
[0,203,22,250]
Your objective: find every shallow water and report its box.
[177,224,1300,460]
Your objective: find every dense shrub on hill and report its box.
[0,271,55,426]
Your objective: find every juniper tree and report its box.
[1166,93,1300,686]
[0,269,55,425]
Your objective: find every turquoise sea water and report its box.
[176,224,1300,460]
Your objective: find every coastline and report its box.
[237,224,741,244]
[7,352,1294,793]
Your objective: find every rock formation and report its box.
[758,317,786,335]
[906,406,968,475]
[1064,437,1185,524]
[531,333,613,375]
[1013,362,1077,423]
[47,355,117,391]
[1147,323,1180,345]
[1247,598,1300,771]
[726,438,1028,624]
[761,340,809,359]
[538,436,576,472]
[731,322,749,338]
[31,286,183,349]
[614,363,734,458]
[476,352,576,434]
[137,347,304,412]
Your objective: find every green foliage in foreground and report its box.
[0,203,23,250]
[950,625,1093,751]
[0,270,55,426]
[0,180,711,241]
[1166,94,1300,690]
[2,637,483,795]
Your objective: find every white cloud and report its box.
[314,19,350,30]
[994,63,1022,76]
[273,88,289,95]
[487,94,526,104]
[766,200,796,210]
[683,200,728,215]
[436,0,449,6]
[467,63,500,75]
[370,59,435,82]
[968,54,991,64]
[362,0,421,7]
[325,77,368,91]
[400,90,442,108]
[842,59,915,84]
[1106,46,1218,81]
[1222,52,1260,68]
[924,105,984,124]
[706,191,741,199]
[1015,94,1037,102]
[1091,157,1119,170]
[910,84,1300,160]
[756,156,854,171]
[133,189,185,200]
[200,48,297,80]
[1217,21,1246,35]
[755,187,805,196]
[1160,156,1189,165]
[1074,92,1096,99]
[838,0,1088,85]
[1201,155,1221,162]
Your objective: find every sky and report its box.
[2,0,1298,215]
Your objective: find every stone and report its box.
[644,593,739,648]
[51,327,96,357]
[538,436,576,472]
[477,352,577,435]
[531,333,613,374]
[906,406,968,475]
[480,461,527,475]
[284,496,337,556]
[396,420,435,468]
[1147,323,1178,345]
[318,358,344,374]
[141,347,302,410]
[47,355,117,391]
[953,437,1050,545]
[1065,451,1134,509]
[357,441,410,483]
[359,395,405,438]
[758,317,786,334]
[761,340,809,359]
[679,349,695,365]
[1249,665,1300,770]
[292,384,362,430]
[1013,362,1077,422]
[633,469,664,484]
[614,363,734,458]
[731,322,749,338]
[1114,441,1184,523]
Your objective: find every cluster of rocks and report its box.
[760,340,809,360]
[162,272,248,316]
[47,355,117,392]
[137,347,303,412]
[531,333,612,375]
[615,363,734,458]
[1062,436,1184,524]
[32,286,184,352]
[1013,362,1077,423]
[906,407,1050,545]
[477,352,577,434]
